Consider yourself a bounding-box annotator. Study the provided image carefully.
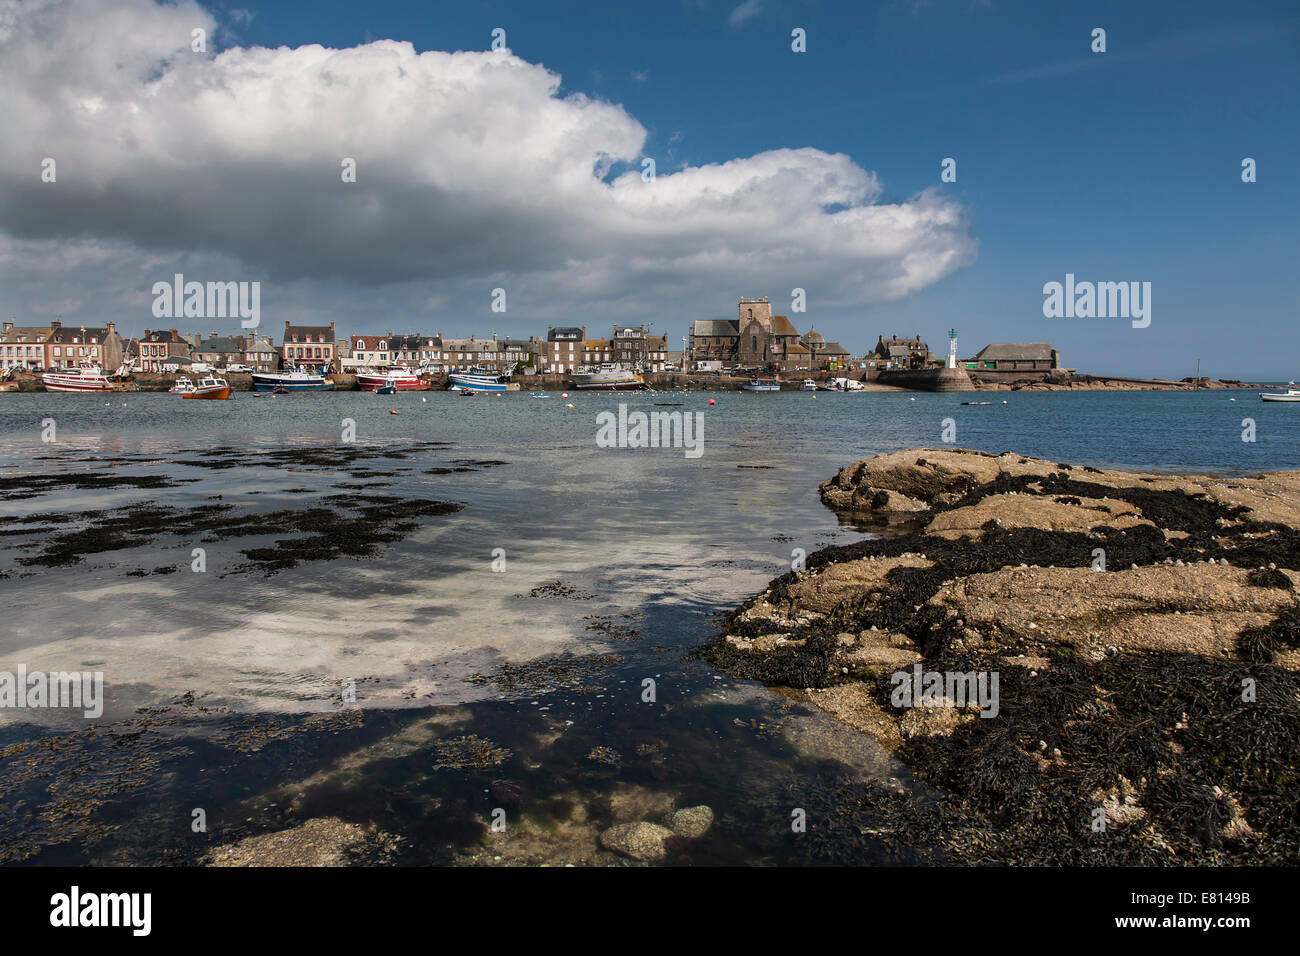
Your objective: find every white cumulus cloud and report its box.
[0,0,977,332]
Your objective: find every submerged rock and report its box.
[668,805,714,839]
[599,822,674,862]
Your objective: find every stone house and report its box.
[0,322,54,371]
[873,334,932,369]
[45,321,126,371]
[282,321,336,368]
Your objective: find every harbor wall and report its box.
[876,367,975,392]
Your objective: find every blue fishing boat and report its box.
[251,366,333,392]
[447,367,510,393]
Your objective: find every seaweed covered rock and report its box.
[705,448,1300,864]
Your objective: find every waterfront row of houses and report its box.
[2,302,1062,376]
[0,319,678,375]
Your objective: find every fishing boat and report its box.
[41,365,114,392]
[169,377,195,394]
[531,393,551,399]
[741,379,780,392]
[447,367,511,393]
[800,379,818,391]
[251,367,332,392]
[570,364,647,391]
[356,366,426,392]
[375,383,397,395]
[179,376,231,400]
[1259,389,1300,402]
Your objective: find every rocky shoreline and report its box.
[703,448,1300,864]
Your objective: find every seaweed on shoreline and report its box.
[702,450,1300,864]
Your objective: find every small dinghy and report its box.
[961,401,993,405]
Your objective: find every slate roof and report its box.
[691,319,739,337]
[972,343,1056,361]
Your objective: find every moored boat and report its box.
[42,365,113,392]
[180,376,231,400]
[800,379,818,391]
[356,366,427,392]
[448,367,510,393]
[1260,389,1300,402]
[570,364,647,391]
[251,367,332,391]
[741,379,780,392]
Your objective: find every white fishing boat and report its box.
[1260,389,1300,402]
[447,366,510,393]
[800,379,818,391]
[741,379,780,392]
[570,364,646,391]
[41,365,113,392]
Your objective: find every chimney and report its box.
[106,322,115,334]
[2,321,11,333]
[51,320,61,329]
[285,320,291,330]
[492,332,498,342]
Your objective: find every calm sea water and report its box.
[0,386,1294,864]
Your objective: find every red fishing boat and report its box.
[356,366,427,391]
[41,365,113,392]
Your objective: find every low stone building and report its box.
[964,343,1060,372]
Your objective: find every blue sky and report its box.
[232,0,1299,377]
[2,0,1297,377]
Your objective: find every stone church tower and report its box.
[737,296,774,365]
[738,297,773,332]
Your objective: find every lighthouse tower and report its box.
[947,328,958,369]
